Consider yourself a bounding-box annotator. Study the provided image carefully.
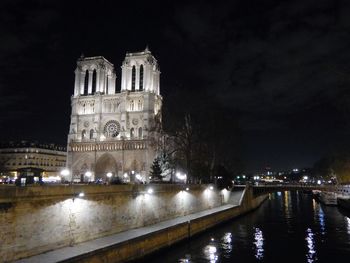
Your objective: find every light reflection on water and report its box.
[313,199,326,235]
[220,232,233,256]
[138,191,350,263]
[253,227,264,260]
[306,228,317,263]
[203,242,218,263]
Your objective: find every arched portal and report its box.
[95,153,118,180]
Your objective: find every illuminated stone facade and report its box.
[67,48,162,182]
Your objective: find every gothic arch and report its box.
[72,153,94,180]
[84,70,89,95]
[95,153,118,180]
[138,127,142,138]
[139,64,144,91]
[131,65,136,91]
[92,69,97,93]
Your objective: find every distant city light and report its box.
[303,176,308,180]
[209,186,214,190]
[106,172,112,178]
[123,173,128,178]
[186,187,190,191]
[293,168,299,172]
[317,180,321,185]
[85,171,92,177]
[78,192,85,197]
[147,188,153,194]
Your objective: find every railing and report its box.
[251,184,337,196]
[69,140,148,152]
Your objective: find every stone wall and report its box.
[0,184,232,262]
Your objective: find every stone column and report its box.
[99,69,105,94]
[74,69,80,96]
[80,71,85,95]
[111,74,116,93]
[107,75,112,94]
[104,73,108,94]
[88,70,93,94]
[96,68,100,93]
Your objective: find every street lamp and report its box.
[106,172,112,178]
[60,169,70,177]
[85,171,92,182]
[176,172,187,183]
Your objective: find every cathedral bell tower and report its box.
[121,47,160,95]
[67,48,162,183]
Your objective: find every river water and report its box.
[137,191,350,263]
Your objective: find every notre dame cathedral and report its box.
[66,48,162,183]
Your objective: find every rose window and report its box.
[104,120,121,138]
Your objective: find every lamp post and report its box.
[176,172,187,184]
[60,169,70,184]
[85,171,92,183]
[106,172,112,184]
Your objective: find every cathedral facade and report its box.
[66,48,162,183]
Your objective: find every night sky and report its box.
[1,0,350,172]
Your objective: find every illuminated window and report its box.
[139,65,144,91]
[131,66,136,91]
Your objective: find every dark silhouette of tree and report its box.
[150,157,163,182]
[314,153,350,184]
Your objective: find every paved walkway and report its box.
[16,204,238,263]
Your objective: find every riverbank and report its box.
[15,186,267,263]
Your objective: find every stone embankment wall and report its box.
[0,184,234,262]
[69,185,267,263]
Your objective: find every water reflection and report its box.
[203,238,218,263]
[139,192,350,263]
[346,216,350,235]
[253,227,264,260]
[220,232,233,255]
[313,201,326,235]
[178,255,191,263]
[305,228,317,263]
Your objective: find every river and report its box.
[136,191,350,263]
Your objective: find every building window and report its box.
[130,100,134,111]
[92,69,97,94]
[131,66,136,91]
[82,129,86,139]
[139,64,144,91]
[139,127,142,138]
[137,99,143,110]
[130,128,134,138]
[90,129,94,139]
[84,70,89,95]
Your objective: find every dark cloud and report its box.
[164,0,350,134]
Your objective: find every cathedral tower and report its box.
[67,48,162,183]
